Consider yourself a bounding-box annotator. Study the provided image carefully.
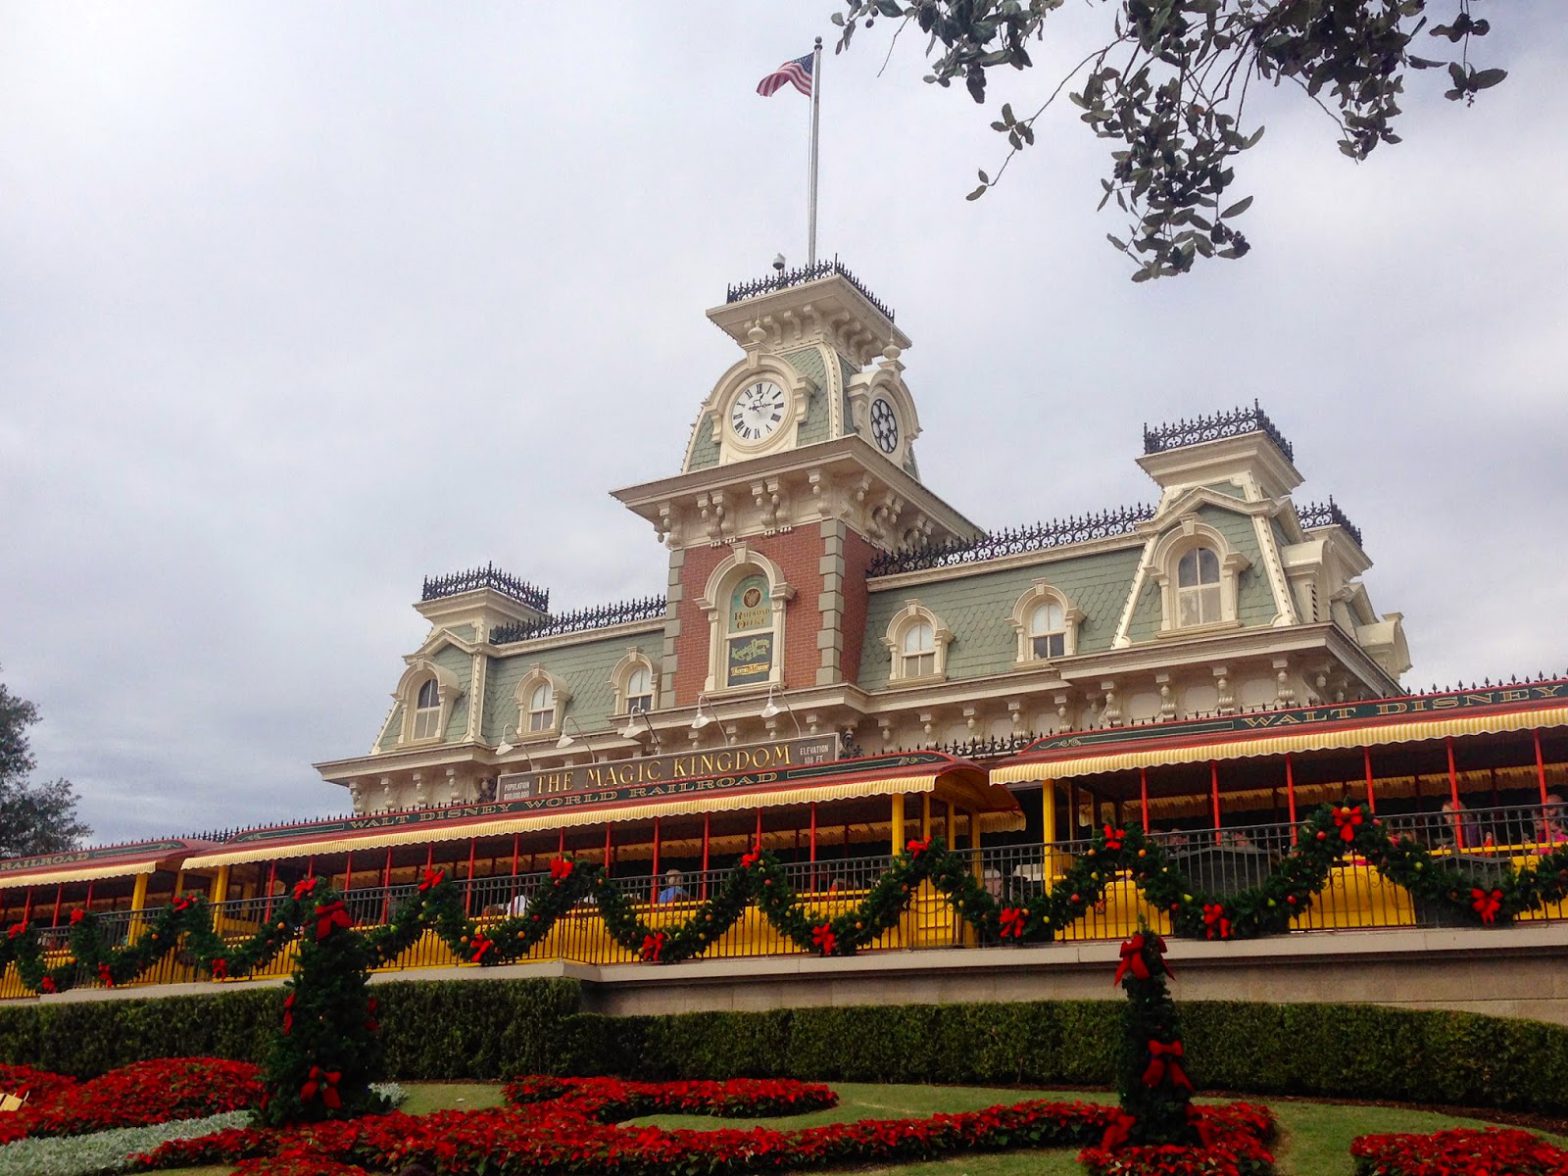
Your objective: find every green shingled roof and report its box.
[688,411,720,470]
[483,632,661,741]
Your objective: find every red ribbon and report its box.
[1103,824,1126,852]
[470,933,494,963]
[97,963,114,988]
[69,909,86,926]
[1101,1109,1136,1151]
[292,876,321,901]
[640,932,665,962]
[741,844,763,869]
[6,922,26,940]
[1202,903,1231,941]
[906,837,931,856]
[1141,1039,1193,1090]
[998,907,1027,940]
[549,857,573,882]
[40,976,56,994]
[417,868,445,892]
[282,992,296,1035]
[811,923,837,956]
[210,958,229,979]
[313,900,352,941]
[172,895,196,913]
[1114,933,1153,985]
[1333,805,1364,843]
[300,1065,342,1110]
[1472,887,1504,924]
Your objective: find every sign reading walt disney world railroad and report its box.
[497,734,840,804]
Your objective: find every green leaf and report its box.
[1220,195,1253,218]
[1471,68,1507,90]
[966,184,988,201]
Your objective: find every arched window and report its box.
[625,665,654,713]
[412,678,442,740]
[1028,600,1066,660]
[885,602,952,683]
[1176,547,1222,627]
[527,682,555,732]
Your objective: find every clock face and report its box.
[870,397,899,454]
[730,380,787,443]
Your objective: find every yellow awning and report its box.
[183,771,1007,869]
[0,859,160,889]
[991,705,1568,785]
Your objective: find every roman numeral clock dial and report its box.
[729,380,787,444]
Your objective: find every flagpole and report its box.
[808,36,822,267]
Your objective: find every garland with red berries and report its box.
[2,802,1563,995]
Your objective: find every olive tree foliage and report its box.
[0,670,90,859]
[831,0,1506,280]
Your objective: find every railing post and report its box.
[890,794,905,853]
[127,874,150,941]
[1139,767,1150,831]
[1210,761,1222,845]
[208,866,229,936]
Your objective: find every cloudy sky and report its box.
[2,3,1563,847]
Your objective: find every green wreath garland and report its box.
[3,802,1564,994]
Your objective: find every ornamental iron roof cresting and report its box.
[1142,399,1294,462]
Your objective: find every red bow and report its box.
[40,976,56,994]
[282,992,296,1035]
[97,963,114,988]
[1103,824,1127,852]
[640,932,665,962]
[300,1065,342,1110]
[1202,903,1231,941]
[293,876,321,901]
[741,844,763,869]
[313,900,352,941]
[811,923,837,955]
[998,907,1027,939]
[1114,933,1155,985]
[172,895,196,913]
[549,857,573,882]
[210,958,229,980]
[469,932,494,963]
[1141,1039,1193,1090]
[1101,1109,1137,1151]
[1333,805,1364,843]
[417,868,445,892]
[69,909,86,926]
[905,838,931,856]
[6,922,27,940]
[1472,887,1504,924]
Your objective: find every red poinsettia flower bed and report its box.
[1078,1104,1277,1176]
[1351,1127,1568,1175]
[132,1074,1277,1176]
[0,1056,262,1144]
[0,1062,77,1111]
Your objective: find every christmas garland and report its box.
[5,802,1567,996]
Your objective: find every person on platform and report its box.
[507,888,530,917]
[1442,798,1484,851]
[1537,793,1568,845]
[657,869,690,903]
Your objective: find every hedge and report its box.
[4,980,1568,1113]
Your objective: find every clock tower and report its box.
[613,262,978,711]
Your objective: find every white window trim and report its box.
[1147,517,1251,635]
[393,658,464,747]
[513,666,571,739]
[696,544,794,695]
[884,600,954,685]
[1010,581,1086,665]
[609,649,659,717]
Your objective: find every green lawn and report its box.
[150,1082,1534,1176]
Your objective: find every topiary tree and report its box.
[254,879,387,1125]
[1106,925,1198,1148]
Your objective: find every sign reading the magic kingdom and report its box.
[1017,680,1568,757]
[497,734,838,803]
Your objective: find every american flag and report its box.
[756,52,813,98]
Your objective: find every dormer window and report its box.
[885,602,952,684]
[1029,601,1066,660]
[901,621,935,678]
[1010,582,1084,665]
[1177,547,1222,627]
[527,682,555,732]
[412,679,442,740]
[625,666,654,713]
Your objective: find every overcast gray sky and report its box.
[2,3,1563,847]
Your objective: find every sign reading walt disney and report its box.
[497,734,839,803]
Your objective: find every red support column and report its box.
[307,856,316,878]
[512,833,522,879]
[464,838,478,916]
[1363,747,1377,813]
[22,889,33,924]
[650,817,662,904]
[51,884,63,928]
[424,844,433,872]
[754,809,763,849]
[809,803,818,862]
[1210,761,1222,844]
[380,847,393,925]
[1286,754,1298,846]
[1537,729,1550,806]
[343,852,353,898]
[1139,767,1150,831]
[1446,737,1462,808]
[557,828,566,857]
[602,825,611,868]
[263,861,276,921]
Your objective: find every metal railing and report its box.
[8,804,1568,999]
